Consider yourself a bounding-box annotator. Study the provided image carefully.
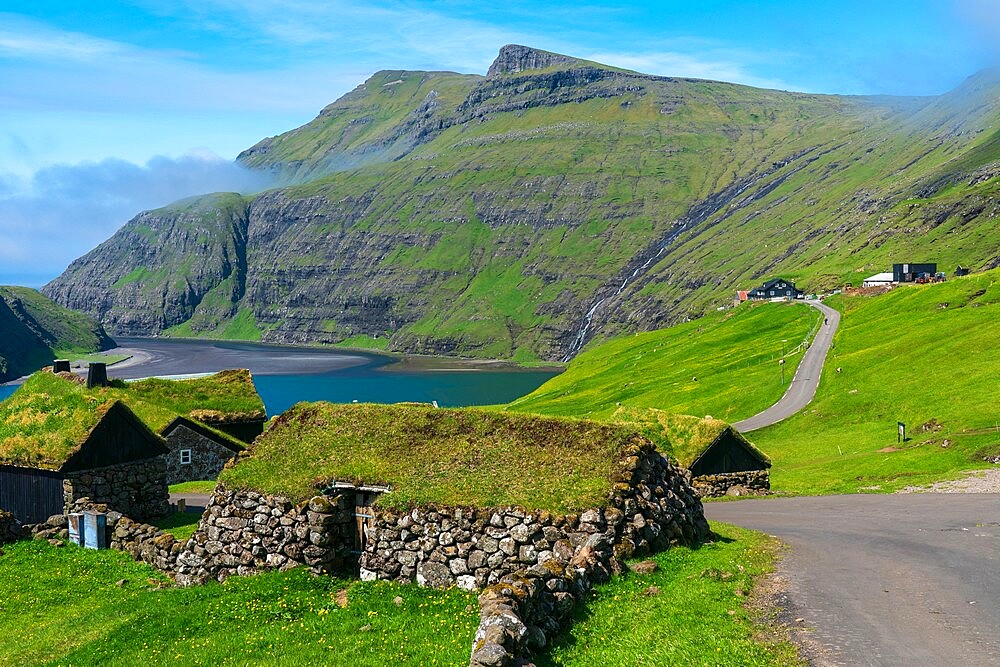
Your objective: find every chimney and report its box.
[53,359,71,374]
[87,362,109,388]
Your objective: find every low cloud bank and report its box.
[0,152,271,287]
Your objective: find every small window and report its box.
[769,290,774,296]
[180,449,192,465]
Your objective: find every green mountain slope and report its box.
[752,270,1000,494]
[0,287,114,383]
[509,271,1000,494]
[44,45,1000,361]
[504,301,819,422]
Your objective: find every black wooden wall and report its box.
[0,464,64,524]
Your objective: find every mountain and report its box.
[44,45,1000,362]
[0,287,114,383]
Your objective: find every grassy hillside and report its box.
[44,47,1000,361]
[221,402,648,511]
[0,286,113,383]
[505,301,819,422]
[752,270,1000,494]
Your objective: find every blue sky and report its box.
[1,0,999,286]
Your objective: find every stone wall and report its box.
[173,487,354,585]
[63,457,170,520]
[162,424,239,485]
[0,509,26,545]
[692,470,770,497]
[359,443,708,590]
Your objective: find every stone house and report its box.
[614,408,771,496]
[159,417,246,485]
[173,402,709,589]
[0,377,170,523]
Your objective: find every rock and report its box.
[393,595,404,607]
[631,560,658,574]
[416,561,454,589]
[336,589,349,608]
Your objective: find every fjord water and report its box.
[0,338,558,415]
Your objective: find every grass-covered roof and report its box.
[613,407,770,469]
[0,369,264,468]
[219,402,651,511]
[0,373,116,469]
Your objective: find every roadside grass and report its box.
[0,540,478,667]
[220,402,644,511]
[753,270,1000,494]
[0,525,795,667]
[538,522,801,666]
[505,301,819,423]
[150,512,202,541]
[169,480,218,494]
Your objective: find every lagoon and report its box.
[0,338,559,415]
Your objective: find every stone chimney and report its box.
[52,359,71,374]
[87,362,109,388]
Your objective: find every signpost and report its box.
[897,421,906,443]
[780,339,788,385]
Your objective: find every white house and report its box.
[862,272,894,287]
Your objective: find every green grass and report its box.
[220,402,646,511]
[539,522,801,666]
[0,540,478,667]
[150,512,202,541]
[169,481,218,494]
[335,334,390,350]
[506,301,819,423]
[752,270,1000,494]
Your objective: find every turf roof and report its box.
[0,369,263,469]
[612,407,770,469]
[219,402,650,511]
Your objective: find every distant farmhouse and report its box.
[893,263,937,283]
[744,278,803,301]
[615,408,771,497]
[0,368,266,523]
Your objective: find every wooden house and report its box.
[614,408,771,497]
[746,278,802,300]
[0,374,170,523]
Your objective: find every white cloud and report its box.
[0,153,272,285]
[0,14,125,61]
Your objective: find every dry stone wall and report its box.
[63,458,170,520]
[173,487,354,585]
[692,470,770,497]
[360,442,708,589]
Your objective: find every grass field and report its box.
[506,301,819,423]
[0,522,795,666]
[750,270,1000,494]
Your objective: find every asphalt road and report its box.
[733,300,840,432]
[706,494,1000,666]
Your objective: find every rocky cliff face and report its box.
[486,44,582,77]
[43,47,1000,361]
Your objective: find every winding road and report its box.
[733,300,840,432]
[706,495,1000,666]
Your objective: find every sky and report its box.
[1,0,999,286]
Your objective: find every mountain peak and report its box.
[487,44,580,77]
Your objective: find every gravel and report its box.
[898,467,1000,494]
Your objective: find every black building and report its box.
[893,263,937,283]
[747,278,803,300]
